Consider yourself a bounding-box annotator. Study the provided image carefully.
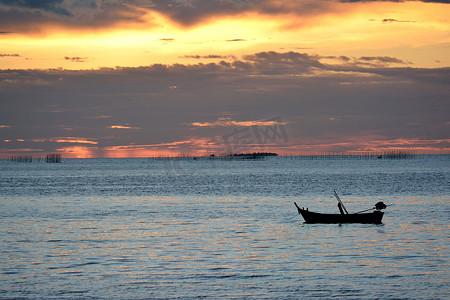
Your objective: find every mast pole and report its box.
[334,190,348,214]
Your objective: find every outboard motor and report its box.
[375,201,387,210]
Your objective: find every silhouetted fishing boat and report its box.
[294,191,388,224]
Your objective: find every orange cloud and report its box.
[102,140,193,158]
[0,148,44,153]
[82,115,112,119]
[102,148,174,158]
[33,137,98,144]
[190,117,287,128]
[56,146,98,158]
[99,138,224,158]
[108,125,141,130]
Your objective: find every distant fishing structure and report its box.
[283,150,416,160]
[8,155,34,162]
[8,153,62,163]
[149,151,417,161]
[46,153,62,163]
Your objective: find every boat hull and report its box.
[294,202,384,224]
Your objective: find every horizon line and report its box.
[2,151,450,160]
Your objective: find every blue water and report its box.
[1,156,449,299]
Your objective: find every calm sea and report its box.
[1,156,449,299]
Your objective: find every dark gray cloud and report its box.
[0,0,72,16]
[148,0,254,26]
[225,39,246,42]
[357,56,407,66]
[0,51,446,85]
[0,0,147,32]
[359,56,404,63]
[382,18,416,23]
[356,66,450,85]
[64,56,88,62]
[182,54,236,59]
[325,55,407,67]
[0,53,20,57]
[0,8,52,32]
[1,51,448,156]
[141,0,333,27]
[241,51,325,74]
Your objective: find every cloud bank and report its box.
[1,51,449,157]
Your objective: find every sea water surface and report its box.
[0,156,449,299]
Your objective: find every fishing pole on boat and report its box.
[334,190,348,214]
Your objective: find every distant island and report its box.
[212,152,279,159]
[229,152,278,157]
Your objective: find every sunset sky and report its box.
[1,0,449,158]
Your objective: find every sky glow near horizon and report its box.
[0,0,449,158]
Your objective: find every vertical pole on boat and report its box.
[334,190,348,214]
